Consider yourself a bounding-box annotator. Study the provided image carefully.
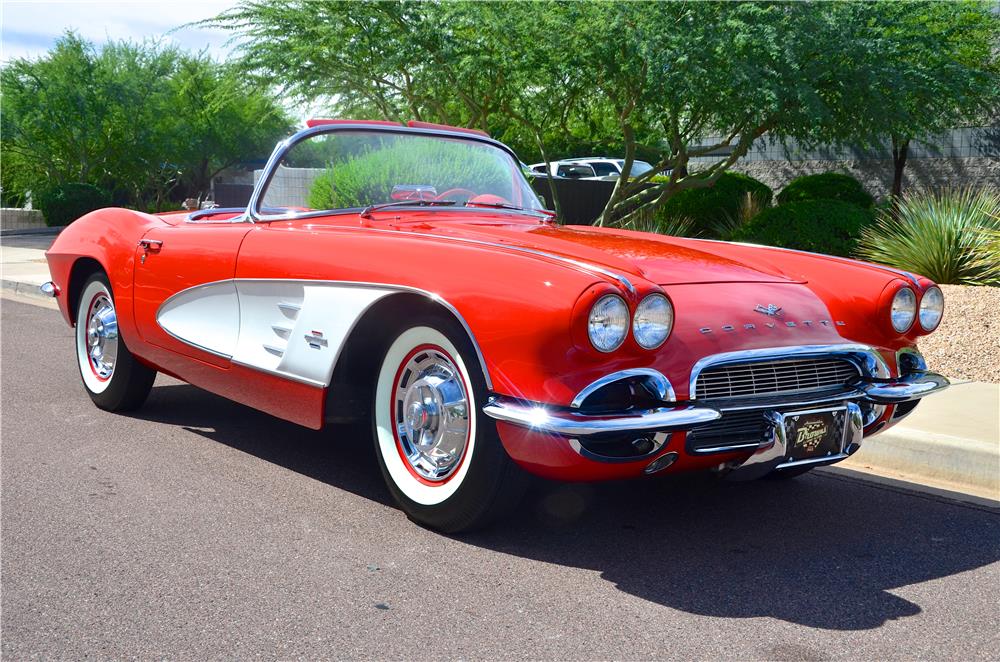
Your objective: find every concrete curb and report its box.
[842,426,999,501]
[1,278,52,302]
[1,226,66,237]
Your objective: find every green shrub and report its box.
[731,200,873,257]
[309,137,513,209]
[658,172,772,236]
[776,172,873,208]
[855,187,1000,285]
[35,182,111,227]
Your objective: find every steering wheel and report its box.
[436,188,477,203]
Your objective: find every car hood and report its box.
[387,217,805,286]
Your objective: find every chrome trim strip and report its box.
[154,277,495,390]
[710,388,866,412]
[570,368,675,408]
[482,396,721,437]
[775,453,850,470]
[688,343,891,399]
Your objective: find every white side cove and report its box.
[155,279,493,389]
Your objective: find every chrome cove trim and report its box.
[482,396,721,437]
[155,278,494,390]
[688,343,891,399]
[570,368,675,409]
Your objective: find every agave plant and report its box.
[855,187,1000,286]
[619,205,695,237]
[711,191,769,240]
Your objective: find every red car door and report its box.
[132,221,252,368]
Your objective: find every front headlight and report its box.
[633,293,673,349]
[919,286,944,331]
[890,287,917,333]
[588,294,629,352]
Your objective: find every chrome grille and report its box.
[694,358,860,400]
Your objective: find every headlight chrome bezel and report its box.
[918,285,944,331]
[632,293,674,349]
[588,294,630,353]
[890,287,917,333]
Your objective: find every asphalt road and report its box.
[3,298,999,660]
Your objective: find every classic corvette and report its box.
[43,119,949,532]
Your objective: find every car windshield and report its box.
[615,159,654,176]
[256,129,544,217]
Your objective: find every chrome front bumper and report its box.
[483,369,949,438]
[482,344,949,473]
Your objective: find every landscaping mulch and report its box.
[918,284,1000,384]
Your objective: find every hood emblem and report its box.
[754,304,783,317]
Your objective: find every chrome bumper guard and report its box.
[858,371,950,404]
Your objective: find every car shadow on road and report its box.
[135,382,1000,632]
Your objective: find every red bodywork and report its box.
[45,123,938,481]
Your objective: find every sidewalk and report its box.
[2,236,998,502]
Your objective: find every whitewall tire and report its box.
[75,272,156,411]
[372,316,527,532]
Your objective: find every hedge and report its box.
[776,172,874,208]
[35,182,111,227]
[731,199,874,257]
[658,172,772,236]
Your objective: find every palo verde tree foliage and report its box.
[207,1,998,224]
[1,32,293,211]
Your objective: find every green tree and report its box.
[1,32,292,211]
[205,0,999,224]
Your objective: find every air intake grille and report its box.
[694,358,860,400]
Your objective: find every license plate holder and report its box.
[783,406,847,461]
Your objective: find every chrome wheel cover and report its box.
[393,347,471,482]
[85,294,119,380]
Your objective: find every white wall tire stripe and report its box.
[375,327,477,506]
[77,280,114,394]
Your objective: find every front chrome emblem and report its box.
[754,304,783,317]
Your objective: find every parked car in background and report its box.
[43,119,950,533]
[528,161,598,179]
[563,157,657,179]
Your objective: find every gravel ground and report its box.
[918,284,1000,384]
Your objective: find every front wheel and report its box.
[372,316,527,532]
[75,272,156,411]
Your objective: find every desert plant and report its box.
[34,182,111,227]
[712,191,769,240]
[620,206,694,237]
[855,187,1000,285]
[776,172,874,208]
[658,172,772,237]
[731,200,873,257]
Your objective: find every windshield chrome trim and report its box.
[246,123,545,223]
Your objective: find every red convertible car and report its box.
[43,119,949,531]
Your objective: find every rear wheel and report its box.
[75,272,155,411]
[372,316,527,532]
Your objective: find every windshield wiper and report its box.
[465,201,555,218]
[360,199,457,219]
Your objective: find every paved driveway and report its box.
[2,299,998,659]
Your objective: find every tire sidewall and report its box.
[372,315,519,530]
[76,276,116,395]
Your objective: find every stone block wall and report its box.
[0,208,45,231]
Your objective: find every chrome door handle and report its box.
[138,239,163,251]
